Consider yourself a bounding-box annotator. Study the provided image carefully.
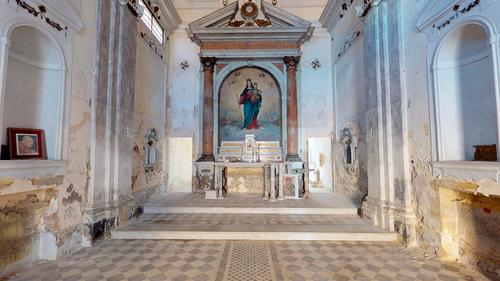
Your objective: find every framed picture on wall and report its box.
[8,128,46,159]
[283,174,299,199]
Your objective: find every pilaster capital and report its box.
[284,56,300,71]
[201,57,217,72]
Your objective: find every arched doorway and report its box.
[434,23,499,161]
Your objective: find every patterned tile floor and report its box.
[5,240,491,281]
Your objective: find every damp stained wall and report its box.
[132,21,169,197]
[0,0,97,275]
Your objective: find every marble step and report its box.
[111,214,397,242]
[143,206,358,215]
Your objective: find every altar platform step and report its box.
[142,192,359,215]
[111,213,397,241]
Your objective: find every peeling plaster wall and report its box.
[328,0,368,203]
[433,178,500,276]
[404,1,500,276]
[401,0,439,256]
[132,23,169,197]
[0,0,96,275]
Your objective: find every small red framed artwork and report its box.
[8,128,46,159]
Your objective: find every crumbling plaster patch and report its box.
[434,177,500,276]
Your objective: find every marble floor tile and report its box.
[4,240,490,281]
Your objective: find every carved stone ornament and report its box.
[11,0,69,33]
[241,1,259,20]
[201,57,217,72]
[284,56,300,71]
[143,128,159,182]
[242,134,259,163]
[119,0,145,17]
[229,0,271,27]
[340,120,360,175]
[140,32,163,58]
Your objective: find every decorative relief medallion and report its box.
[241,1,259,20]
[229,0,271,28]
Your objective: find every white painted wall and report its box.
[300,24,334,157]
[308,137,333,192]
[335,37,366,133]
[167,137,193,192]
[168,24,201,154]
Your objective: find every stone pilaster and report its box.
[83,0,140,246]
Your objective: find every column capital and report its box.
[201,57,217,72]
[284,56,300,71]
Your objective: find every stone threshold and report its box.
[144,206,358,215]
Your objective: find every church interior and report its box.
[0,0,499,280]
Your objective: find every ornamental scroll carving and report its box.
[11,0,68,33]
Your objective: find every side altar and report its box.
[188,0,314,200]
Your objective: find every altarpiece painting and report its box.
[219,67,282,143]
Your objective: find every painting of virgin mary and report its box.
[239,79,262,130]
[219,67,281,142]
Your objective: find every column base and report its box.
[286,155,301,162]
[198,155,215,162]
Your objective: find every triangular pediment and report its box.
[187,0,314,46]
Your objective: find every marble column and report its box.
[199,57,217,162]
[284,56,301,161]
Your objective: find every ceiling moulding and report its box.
[186,0,314,47]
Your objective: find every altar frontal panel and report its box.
[227,167,264,194]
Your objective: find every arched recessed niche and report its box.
[3,25,64,160]
[435,23,499,161]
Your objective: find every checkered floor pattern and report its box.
[5,240,490,281]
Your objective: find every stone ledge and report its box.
[432,161,500,183]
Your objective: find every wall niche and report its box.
[2,25,64,160]
[435,23,499,161]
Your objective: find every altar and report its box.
[212,161,307,200]
[189,0,313,200]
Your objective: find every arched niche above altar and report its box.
[216,65,284,162]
